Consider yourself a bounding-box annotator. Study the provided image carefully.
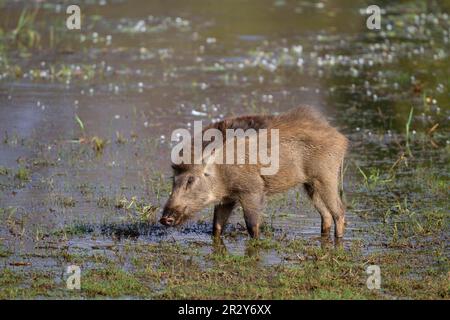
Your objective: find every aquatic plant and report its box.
[91,136,106,154]
[117,196,159,223]
[75,114,85,136]
[15,167,30,181]
[11,7,41,49]
[405,107,414,157]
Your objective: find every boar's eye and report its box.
[186,176,195,187]
[204,172,210,177]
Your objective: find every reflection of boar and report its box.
[160,106,348,239]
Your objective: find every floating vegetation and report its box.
[0,166,8,175]
[14,167,30,181]
[91,136,107,154]
[116,196,159,223]
[55,195,76,208]
[116,16,191,34]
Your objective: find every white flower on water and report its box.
[292,45,303,55]
[191,110,207,117]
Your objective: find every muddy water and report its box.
[0,0,448,271]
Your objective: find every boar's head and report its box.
[160,162,219,226]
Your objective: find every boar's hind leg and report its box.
[304,183,333,237]
[311,178,345,238]
[240,193,265,239]
[213,201,236,238]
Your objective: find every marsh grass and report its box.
[82,266,149,298]
[0,166,8,175]
[74,114,85,136]
[405,107,414,157]
[12,8,41,49]
[0,244,12,257]
[73,115,108,154]
[91,136,107,154]
[55,195,76,208]
[15,166,30,181]
[355,165,392,191]
[116,196,159,223]
[0,7,41,54]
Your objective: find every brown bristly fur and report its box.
[162,105,349,239]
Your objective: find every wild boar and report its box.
[160,106,348,238]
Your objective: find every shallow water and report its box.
[0,0,448,277]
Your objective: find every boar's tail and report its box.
[339,158,346,205]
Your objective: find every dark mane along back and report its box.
[172,115,273,172]
[199,114,274,150]
[204,114,274,134]
[171,106,329,171]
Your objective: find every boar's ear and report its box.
[172,163,187,175]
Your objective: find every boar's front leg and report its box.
[213,201,236,238]
[240,193,265,238]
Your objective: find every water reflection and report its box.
[211,234,344,262]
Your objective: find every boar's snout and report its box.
[159,216,175,226]
[160,206,185,227]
